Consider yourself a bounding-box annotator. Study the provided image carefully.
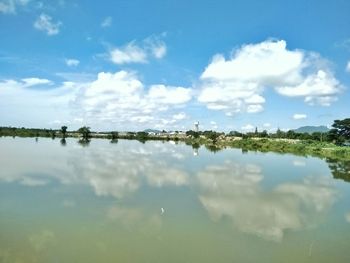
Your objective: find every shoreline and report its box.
[2,133,350,162]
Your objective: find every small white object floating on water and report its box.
[161,207,165,215]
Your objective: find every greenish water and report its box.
[0,137,349,263]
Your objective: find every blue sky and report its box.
[0,0,349,132]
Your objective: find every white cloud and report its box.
[346,61,350,73]
[210,121,218,130]
[65,59,80,67]
[276,70,342,106]
[201,40,303,82]
[0,0,29,14]
[144,36,167,59]
[0,78,52,90]
[101,16,112,28]
[147,85,192,105]
[172,112,187,120]
[110,42,148,64]
[74,70,192,128]
[293,113,307,120]
[0,77,76,128]
[247,104,264,113]
[109,36,167,64]
[21,77,52,86]
[241,124,254,132]
[0,71,192,130]
[198,39,343,116]
[151,43,166,59]
[263,123,271,128]
[34,13,62,35]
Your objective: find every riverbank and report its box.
[219,138,350,161]
[3,131,350,162]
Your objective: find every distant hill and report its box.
[144,129,162,133]
[293,125,330,134]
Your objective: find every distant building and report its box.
[194,121,199,132]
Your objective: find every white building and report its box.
[194,121,199,132]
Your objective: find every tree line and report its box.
[1,118,349,145]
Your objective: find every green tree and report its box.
[260,130,268,138]
[61,126,68,138]
[136,131,148,143]
[78,126,91,140]
[111,131,119,140]
[204,130,220,144]
[329,118,350,144]
[186,130,199,139]
[276,128,285,138]
[229,131,242,137]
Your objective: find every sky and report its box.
[0,0,350,132]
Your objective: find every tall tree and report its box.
[329,118,350,144]
[61,126,68,138]
[78,126,91,140]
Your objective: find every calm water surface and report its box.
[0,137,350,262]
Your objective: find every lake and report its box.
[0,137,349,262]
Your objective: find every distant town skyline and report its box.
[0,0,349,132]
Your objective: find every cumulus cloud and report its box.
[0,0,29,14]
[198,39,343,115]
[293,113,307,120]
[109,36,167,64]
[73,70,192,128]
[0,70,192,129]
[275,70,342,106]
[34,13,62,35]
[101,16,112,28]
[65,59,80,67]
[147,85,192,105]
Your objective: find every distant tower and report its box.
[194,121,199,132]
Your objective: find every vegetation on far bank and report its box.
[1,118,350,161]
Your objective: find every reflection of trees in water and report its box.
[326,158,350,183]
[191,143,200,156]
[110,139,118,144]
[77,139,90,147]
[204,144,223,153]
[191,143,200,150]
[60,138,66,146]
